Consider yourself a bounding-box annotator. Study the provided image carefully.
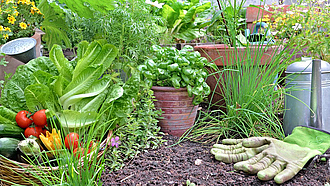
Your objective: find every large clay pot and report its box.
[194,44,281,110]
[152,86,198,137]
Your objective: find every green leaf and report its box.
[73,41,102,79]
[49,44,73,82]
[92,44,119,72]
[62,76,112,110]
[57,110,98,131]
[38,0,71,49]
[195,2,211,14]
[162,4,180,28]
[60,65,104,105]
[24,84,50,112]
[57,0,116,18]
[32,70,53,85]
[0,57,58,112]
[77,40,90,61]
[104,84,124,104]
[175,28,205,42]
[182,6,196,24]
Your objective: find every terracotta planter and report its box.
[194,44,281,110]
[0,29,44,81]
[152,86,198,137]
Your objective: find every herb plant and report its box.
[139,45,216,105]
[105,86,164,171]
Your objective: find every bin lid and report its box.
[286,57,330,74]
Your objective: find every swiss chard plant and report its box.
[149,0,212,44]
[138,45,216,105]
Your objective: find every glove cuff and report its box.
[283,126,330,154]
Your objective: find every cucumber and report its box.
[0,124,24,139]
[0,137,20,158]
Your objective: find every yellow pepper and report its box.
[39,128,62,153]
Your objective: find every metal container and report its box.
[1,37,36,63]
[284,57,330,135]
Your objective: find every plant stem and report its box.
[216,0,232,46]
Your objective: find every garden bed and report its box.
[102,134,330,185]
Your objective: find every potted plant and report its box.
[193,0,284,110]
[138,45,216,136]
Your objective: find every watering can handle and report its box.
[253,22,271,36]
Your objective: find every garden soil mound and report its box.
[101,134,330,186]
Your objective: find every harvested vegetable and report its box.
[0,138,20,158]
[16,110,33,129]
[39,128,62,153]
[32,109,47,127]
[24,126,43,138]
[18,138,40,156]
[64,132,79,150]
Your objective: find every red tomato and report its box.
[73,148,91,158]
[24,126,43,138]
[16,110,33,128]
[32,109,47,127]
[42,128,48,135]
[64,133,79,150]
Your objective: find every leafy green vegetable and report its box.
[0,106,17,122]
[24,84,51,112]
[57,110,98,131]
[0,57,58,112]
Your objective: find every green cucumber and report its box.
[0,137,20,158]
[0,124,24,139]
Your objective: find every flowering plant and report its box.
[265,1,330,60]
[0,0,43,44]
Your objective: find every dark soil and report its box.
[101,134,330,186]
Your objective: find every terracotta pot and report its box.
[0,29,45,81]
[194,44,282,110]
[152,86,198,137]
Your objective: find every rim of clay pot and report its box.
[151,86,187,92]
[194,44,280,50]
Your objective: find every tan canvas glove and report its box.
[210,138,270,163]
[211,126,330,184]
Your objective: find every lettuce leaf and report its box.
[0,57,58,112]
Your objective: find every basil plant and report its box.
[138,45,217,105]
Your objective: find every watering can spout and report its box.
[310,59,323,129]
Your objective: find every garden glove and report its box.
[211,126,330,184]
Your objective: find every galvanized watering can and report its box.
[284,57,330,135]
